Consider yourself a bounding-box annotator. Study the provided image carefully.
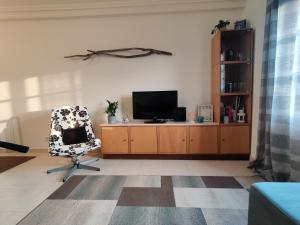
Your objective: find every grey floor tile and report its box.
[202,208,248,225]
[124,176,161,187]
[67,175,126,200]
[109,207,207,225]
[172,176,206,188]
[108,206,159,225]
[158,207,207,225]
[174,188,249,209]
[18,199,117,225]
[234,176,265,189]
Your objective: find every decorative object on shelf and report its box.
[105,100,118,124]
[197,116,204,123]
[211,20,230,35]
[220,51,225,61]
[237,52,244,61]
[198,104,213,122]
[123,114,130,123]
[222,96,244,123]
[234,19,247,30]
[237,109,246,123]
[65,48,172,61]
[227,82,233,92]
[187,112,197,122]
[223,115,229,124]
[221,65,225,93]
[225,49,236,61]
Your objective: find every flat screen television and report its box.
[132,91,178,123]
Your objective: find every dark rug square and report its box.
[0,156,35,173]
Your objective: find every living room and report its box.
[0,0,299,225]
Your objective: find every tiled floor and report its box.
[19,175,254,225]
[0,150,262,225]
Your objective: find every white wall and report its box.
[0,9,242,149]
[243,0,267,160]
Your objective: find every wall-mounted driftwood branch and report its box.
[64,47,172,61]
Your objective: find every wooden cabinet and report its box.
[130,127,157,154]
[159,126,187,154]
[220,125,250,154]
[189,126,218,154]
[99,123,249,157]
[101,127,129,154]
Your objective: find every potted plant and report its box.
[105,100,118,124]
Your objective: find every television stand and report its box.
[144,119,166,124]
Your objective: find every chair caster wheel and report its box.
[96,168,100,171]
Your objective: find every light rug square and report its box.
[174,188,249,209]
[124,175,161,187]
[18,200,117,225]
[172,176,206,188]
[202,208,248,225]
[109,206,207,225]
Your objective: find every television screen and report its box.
[132,91,178,120]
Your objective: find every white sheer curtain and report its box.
[270,0,300,181]
[256,0,300,181]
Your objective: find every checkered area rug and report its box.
[18,175,256,225]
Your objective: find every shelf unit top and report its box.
[99,122,219,127]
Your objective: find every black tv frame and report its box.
[132,90,178,123]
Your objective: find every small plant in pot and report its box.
[105,100,118,124]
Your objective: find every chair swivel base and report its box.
[47,157,100,182]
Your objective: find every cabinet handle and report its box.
[190,139,194,142]
[123,139,127,142]
[222,138,225,142]
[182,139,186,142]
[131,139,134,142]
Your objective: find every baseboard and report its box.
[102,154,250,160]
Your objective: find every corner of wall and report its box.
[242,0,267,160]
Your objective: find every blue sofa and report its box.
[248,182,300,225]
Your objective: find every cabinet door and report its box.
[130,127,157,154]
[101,127,129,154]
[159,126,187,154]
[220,126,250,154]
[189,126,218,154]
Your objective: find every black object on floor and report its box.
[0,141,29,153]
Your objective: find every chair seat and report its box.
[248,182,300,225]
[50,138,101,156]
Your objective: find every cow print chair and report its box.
[47,106,101,182]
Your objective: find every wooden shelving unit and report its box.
[211,29,254,155]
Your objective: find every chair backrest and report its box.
[49,106,96,150]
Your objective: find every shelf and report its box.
[220,28,253,33]
[220,60,251,65]
[220,92,250,96]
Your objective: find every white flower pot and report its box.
[108,115,117,124]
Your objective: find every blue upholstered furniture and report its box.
[248,182,300,225]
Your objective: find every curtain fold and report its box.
[255,0,300,181]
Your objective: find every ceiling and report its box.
[0,0,245,20]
